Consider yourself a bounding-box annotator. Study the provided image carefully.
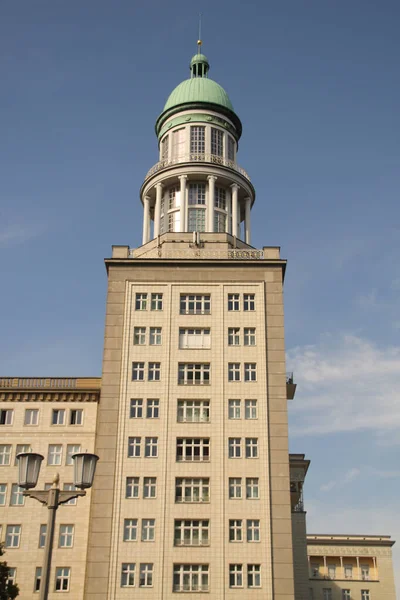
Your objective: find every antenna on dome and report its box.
[197,13,202,54]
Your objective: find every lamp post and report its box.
[16,451,98,600]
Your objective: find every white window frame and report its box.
[179,328,211,349]
[0,409,13,425]
[149,327,162,345]
[228,363,241,381]
[245,399,257,419]
[246,477,259,499]
[173,564,209,593]
[128,437,141,458]
[10,484,25,506]
[247,564,261,588]
[174,519,209,546]
[52,409,65,426]
[135,293,147,310]
[151,293,163,311]
[246,519,260,542]
[323,589,333,600]
[361,565,370,581]
[176,438,210,462]
[144,437,158,458]
[39,524,47,548]
[123,519,138,541]
[228,293,240,311]
[132,362,145,381]
[180,294,210,315]
[148,362,161,381]
[69,409,83,425]
[190,126,205,155]
[146,399,159,418]
[244,327,256,346]
[344,565,353,579]
[15,444,31,465]
[133,327,146,345]
[130,399,143,418]
[245,438,258,458]
[126,477,140,498]
[229,438,242,458]
[24,408,39,426]
[228,399,241,419]
[211,127,223,156]
[59,525,74,548]
[121,563,135,587]
[228,327,240,346]
[0,444,12,465]
[139,563,153,587]
[143,477,157,498]
[63,484,77,506]
[6,525,21,548]
[141,518,155,542]
[342,591,351,600]
[48,445,63,466]
[229,477,242,499]
[7,567,16,586]
[244,363,257,382]
[175,477,210,503]
[361,592,370,600]
[243,293,255,311]
[0,483,7,505]
[55,567,70,592]
[177,400,210,423]
[35,567,42,593]
[66,444,81,466]
[178,363,210,385]
[229,564,243,588]
[229,520,243,542]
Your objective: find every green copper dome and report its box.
[156,51,242,140]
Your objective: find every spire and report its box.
[190,13,209,78]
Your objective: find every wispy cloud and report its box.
[320,468,360,492]
[287,333,400,438]
[0,223,46,247]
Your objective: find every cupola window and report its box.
[188,183,206,205]
[172,128,185,159]
[169,188,177,210]
[161,135,169,161]
[211,128,223,157]
[190,126,205,157]
[214,212,226,232]
[214,187,226,210]
[227,136,235,161]
[188,209,206,232]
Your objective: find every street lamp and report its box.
[16,451,99,600]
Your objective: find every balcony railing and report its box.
[144,153,250,182]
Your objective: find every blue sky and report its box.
[1,0,399,591]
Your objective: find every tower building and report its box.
[84,47,296,599]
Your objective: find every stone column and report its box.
[226,187,231,233]
[231,183,239,238]
[142,196,150,245]
[245,197,251,245]
[207,176,217,232]
[154,183,163,237]
[179,175,188,232]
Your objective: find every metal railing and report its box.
[286,372,294,384]
[144,153,250,182]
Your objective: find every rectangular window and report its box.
[141,518,155,541]
[0,444,11,465]
[243,293,255,311]
[133,327,146,345]
[179,328,211,348]
[188,207,206,232]
[229,438,242,458]
[175,478,210,503]
[228,328,240,346]
[151,293,163,310]
[247,564,261,588]
[229,564,243,588]
[244,363,257,381]
[214,211,226,232]
[361,565,370,580]
[139,563,153,588]
[174,519,209,546]
[229,477,242,499]
[132,362,145,381]
[126,477,140,498]
[48,445,62,466]
[180,294,210,315]
[245,438,258,458]
[178,363,210,385]
[59,525,74,548]
[169,187,176,210]
[69,409,83,425]
[161,135,169,160]
[149,327,162,345]
[63,484,77,506]
[311,563,320,577]
[211,128,223,156]
[143,477,157,498]
[229,520,243,542]
[247,519,260,542]
[146,399,159,418]
[10,484,25,506]
[130,399,143,418]
[177,400,210,423]
[361,592,370,600]
[190,126,205,155]
[173,564,209,593]
[246,477,259,499]
[323,589,332,600]
[245,399,257,419]
[214,186,226,209]
[6,525,21,548]
[228,399,241,419]
[34,567,42,593]
[0,483,7,505]
[188,182,206,205]
[342,591,351,600]
[55,567,70,592]
[344,565,353,579]
[144,437,158,458]
[328,565,336,579]
[228,293,240,311]
[39,524,47,548]
[123,519,138,541]
[52,409,65,426]
[121,563,135,587]
[25,408,39,426]
[148,362,161,381]
[0,409,13,425]
[228,363,241,381]
[15,444,31,465]
[66,444,81,466]
[128,437,141,458]
[227,136,235,161]
[173,127,185,159]
[244,327,256,346]
[135,293,147,310]
[177,438,210,462]
[7,568,16,586]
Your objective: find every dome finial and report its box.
[197,13,202,54]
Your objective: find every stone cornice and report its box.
[0,391,100,403]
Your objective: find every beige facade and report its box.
[0,377,100,599]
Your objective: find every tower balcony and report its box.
[286,372,297,399]
[144,153,251,184]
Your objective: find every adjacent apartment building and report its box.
[0,48,397,600]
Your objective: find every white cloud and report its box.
[320,468,360,492]
[0,223,45,247]
[287,333,400,437]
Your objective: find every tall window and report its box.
[244,363,257,381]
[134,327,146,345]
[174,520,209,546]
[229,520,243,542]
[34,567,42,593]
[214,186,226,209]
[48,445,62,466]
[149,327,162,345]
[188,183,206,205]
[148,363,161,381]
[175,478,209,503]
[228,363,241,381]
[173,564,209,592]
[178,363,210,385]
[244,328,256,346]
[144,437,158,457]
[161,135,169,160]
[123,519,138,541]
[24,409,39,426]
[344,565,353,579]
[151,293,163,310]
[229,478,242,499]
[227,136,235,160]
[39,524,47,548]
[173,128,186,159]
[328,565,336,579]
[55,567,70,592]
[177,400,210,422]
[190,126,205,155]
[214,211,226,232]
[361,592,370,600]
[246,477,259,499]
[132,362,145,381]
[141,519,155,541]
[139,563,153,587]
[121,563,135,587]
[323,589,332,600]
[59,525,74,548]
[247,564,261,588]
[0,484,7,506]
[126,477,139,499]
[228,293,240,311]
[63,483,77,506]
[229,564,243,588]
[176,438,210,462]
[128,437,141,458]
[143,477,157,498]
[66,444,80,466]
[0,409,13,425]
[246,519,260,542]
[0,445,11,465]
[135,293,147,310]
[188,208,206,232]
[130,399,143,418]
[361,565,370,580]
[228,438,241,458]
[243,293,255,311]
[146,399,159,418]
[342,592,351,600]
[15,444,30,465]
[6,525,21,548]
[6,568,16,586]
[52,409,65,426]
[180,294,210,315]
[70,409,83,425]
[245,399,257,419]
[10,484,25,506]
[228,328,240,346]
[245,438,258,458]
[228,399,241,419]
[211,128,223,156]
[179,328,210,348]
